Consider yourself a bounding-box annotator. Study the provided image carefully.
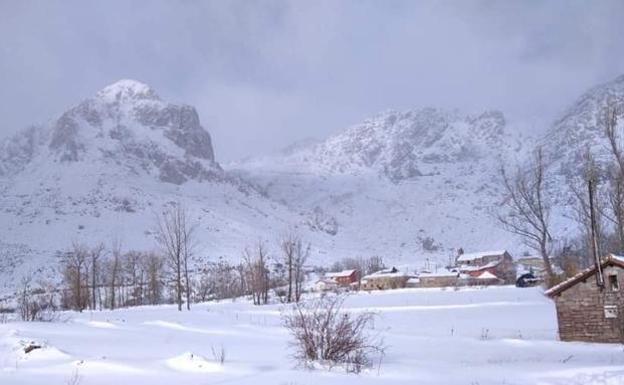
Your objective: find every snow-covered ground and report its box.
[2,286,623,385]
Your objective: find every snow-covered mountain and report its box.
[233,107,534,266]
[234,75,624,265]
[0,80,332,293]
[3,75,624,294]
[0,79,219,183]
[543,75,624,177]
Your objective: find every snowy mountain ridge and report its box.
[0,79,219,185]
[241,107,528,181]
[3,75,624,293]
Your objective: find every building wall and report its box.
[417,276,459,288]
[362,276,409,290]
[335,272,358,285]
[553,265,624,343]
[494,255,516,284]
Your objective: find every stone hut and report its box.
[545,254,624,343]
[361,267,411,290]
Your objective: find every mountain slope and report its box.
[0,80,332,293]
[234,107,534,264]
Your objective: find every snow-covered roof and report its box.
[418,270,459,278]
[477,271,499,280]
[325,269,356,278]
[457,250,507,262]
[362,267,410,279]
[545,254,624,297]
[459,260,500,272]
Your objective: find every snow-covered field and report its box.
[1,286,623,385]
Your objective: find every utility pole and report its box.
[588,178,605,288]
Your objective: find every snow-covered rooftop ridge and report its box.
[95,79,160,103]
[457,250,508,262]
[477,271,500,280]
[417,269,458,277]
[325,269,356,278]
[545,254,624,297]
[611,254,624,263]
[362,267,411,279]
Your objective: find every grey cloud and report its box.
[1,0,624,161]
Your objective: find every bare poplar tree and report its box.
[292,237,309,302]
[142,252,164,305]
[280,233,297,303]
[156,203,195,311]
[567,149,608,266]
[244,242,270,305]
[89,243,104,310]
[604,104,624,249]
[61,243,89,311]
[107,238,122,309]
[498,147,555,285]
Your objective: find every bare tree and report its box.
[604,104,624,250]
[280,232,309,303]
[244,242,270,305]
[89,243,104,310]
[292,237,309,302]
[107,238,122,310]
[155,204,195,311]
[498,148,555,285]
[61,243,90,311]
[567,149,608,266]
[281,233,296,303]
[142,252,164,305]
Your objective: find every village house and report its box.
[545,254,624,343]
[456,250,516,284]
[324,269,359,286]
[361,267,411,290]
[408,270,461,288]
[314,269,359,292]
[407,269,503,288]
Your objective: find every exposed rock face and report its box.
[1,79,218,184]
[291,108,508,182]
[544,75,624,178]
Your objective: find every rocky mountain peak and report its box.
[545,74,624,175]
[298,107,509,182]
[95,79,161,104]
[1,80,218,184]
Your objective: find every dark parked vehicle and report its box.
[516,273,540,288]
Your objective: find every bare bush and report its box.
[17,275,58,322]
[283,295,384,373]
[211,344,226,364]
[65,368,82,385]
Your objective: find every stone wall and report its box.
[553,265,624,343]
[361,276,409,290]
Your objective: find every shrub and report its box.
[283,295,384,373]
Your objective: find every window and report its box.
[605,305,618,319]
[609,274,619,291]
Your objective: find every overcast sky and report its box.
[1,0,624,161]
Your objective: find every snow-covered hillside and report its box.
[3,75,624,293]
[544,74,624,177]
[233,108,535,264]
[2,286,622,385]
[0,80,334,292]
